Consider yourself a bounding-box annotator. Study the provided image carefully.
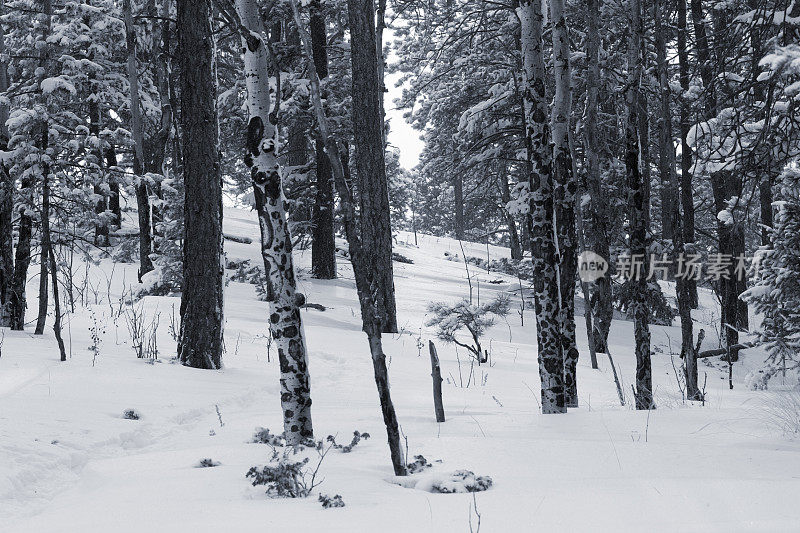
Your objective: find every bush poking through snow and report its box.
[318,493,345,508]
[407,454,433,473]
[197,458,220,468]
[246,440,330,498]
[431,470,493,494]
[326,430,370,452]
[123,409,140,420]
[251,427,286,446]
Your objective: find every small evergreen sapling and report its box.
[426,294,510,363]
[743,165,800,385]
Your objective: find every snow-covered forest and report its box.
[2,0,800,530]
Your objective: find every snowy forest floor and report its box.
[2,207,800,532]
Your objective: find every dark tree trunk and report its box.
[89,84,109,247]
[177,0,224,370]
[34,125,49,336]
[105,144,122,229]
[291,0,407,473]
[428,341,445,422]
[347,0,397,334]
[584,0,613,354]
[10,182,31,330]
[309,0,336,279]
[499,161,522,261]
[124,0,154,280]
[626,0,654,410]
[655,0,699,399]
[677,0,698,309]
[0,6,13,327]
[691,0,746,343]
[311,139,336,278]
[453,171,465,241]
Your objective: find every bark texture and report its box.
[626,0,654,410]
[177,0,224,370]
[347,0,397,334]
[309,0,336,279]
[550,0,579,408]
[236,0,314,444]
[518,0,566,414]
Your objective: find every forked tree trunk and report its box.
[584,0,613,354]
[235,0,314,444]
[309,0,336,279]
[626,0,653,410]
[124,0,154,280]
[291,0,407,474]
[177,0,224,369]
[347,0,398,334]
[655,0,698,399]
[550,0,579,408]
[518,0,566,414]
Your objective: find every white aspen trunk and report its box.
[549,0,579,408]
[517,0,566,414]
[235,0,313,445]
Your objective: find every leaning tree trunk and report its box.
[655,0,698,399]
[291,0,407,474]
[234,0,314,444]
[626,0,653,410]
[584,0,613,354]
[347,0,398,334]
[309,0,336,279]
[124,0,153,280]
[518,0,566,414]
[177,0,224,369]
[549,0,580,408]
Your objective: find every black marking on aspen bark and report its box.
[246,117,263,156]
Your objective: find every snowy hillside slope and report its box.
[2,207,800,532]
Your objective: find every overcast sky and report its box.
[384,35,424,170]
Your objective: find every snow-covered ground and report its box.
[2,207,800,532]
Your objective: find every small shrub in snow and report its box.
[426,295,510,363]
[318,493,345,508]
[392,252,414,264]
[407,455,433,474]
[431,470,493,493]
[246,441,329,498]
[251,427,286,446]
[326,430,370,452]
[197,458,220,468]
[123,409,140,420]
